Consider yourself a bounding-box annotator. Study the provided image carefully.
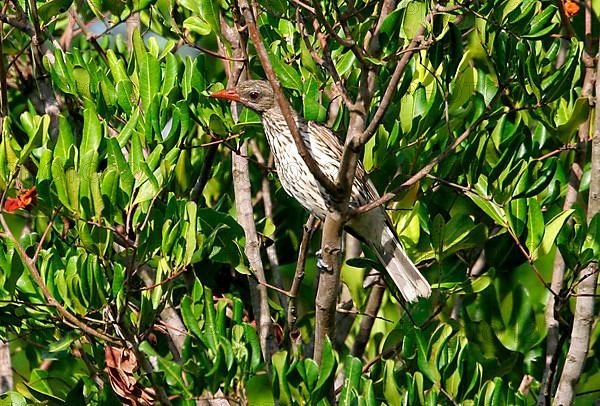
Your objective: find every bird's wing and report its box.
[308,120,380,201]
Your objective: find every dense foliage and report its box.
[0,0,598,405]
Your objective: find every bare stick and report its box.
[537,163,582,404]
[287,215,318,329]
[232,142,278,366]
[0,340,12,392]
[554,28,600,405]
[0,11,34,36]
[313,211,344,364]
[250,140,288,310]
[222,8,277,364]
[351,279,385,358]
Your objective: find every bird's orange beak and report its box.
[209,88,241,102]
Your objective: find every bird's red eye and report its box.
[249,91,260,100]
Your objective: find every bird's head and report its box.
[209,80,275,113]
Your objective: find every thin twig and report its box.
[351,280,385,358]
[0,212,120,344]
[287,215,318,329]
[0,11,34,36]
[354,88,505,215]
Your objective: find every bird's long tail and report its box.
[350,209,431,303]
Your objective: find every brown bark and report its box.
[554,29,600,405]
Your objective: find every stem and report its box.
[287,215,317,330]
[553,28,600,405]
[232,142,278,366]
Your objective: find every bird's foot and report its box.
[315,249,335,272]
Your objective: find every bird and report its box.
[210,80,431,302]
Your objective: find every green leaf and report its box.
[38,0,73,21]
[556,98,591,142]
[382,359,401,404]
[272,351,292,405]
[399,93,415,134]
[312,338,336,401]
[526,198,544,256]
[302,76,326,121]
[183,16,212,36]
[267,50,302,92]
[0,392,27,406]
[537,209,574,257]
[501,0,522,22]
[467,192,507,226]
[116,80,134,113]
[582,212,598,254]
[244,323,262,372]
[339,356,362,406]
[79,150,100,218]
[525,5,557,37]
[449,64,476,111]
[431,214,445,256]
[81,105,102,158]
[51,156,71,210]
[106,50,128,82]
[507,198,527,237]
[19,113,49,163]
[400,1,426,39]
[56,115,74,159]
[199,0,221,35]
[139,53,161,113]
[203,287,218,351]
[492,284,539,352]
[297,358,319,392]
[72,67,91,99]
[246,374,275,406]
[415,328,440,384]
[542,39,581,102]
[139,341,192,396]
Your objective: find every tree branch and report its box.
[232,142,278,366]
[351,278,385,358]
[250,140,288,311]
[224,6,278,366]
[0,11,34,36]
[554,28,600,405]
